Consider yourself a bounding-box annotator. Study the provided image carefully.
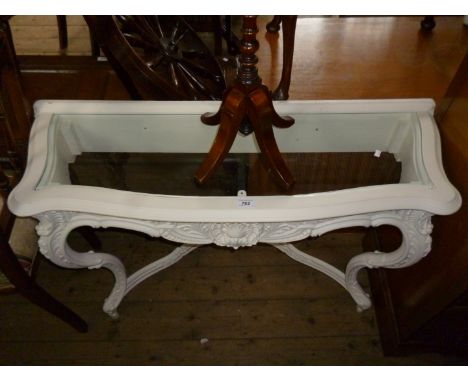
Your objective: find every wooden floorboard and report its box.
[1,15,467,365]
[0,232,464,365]
[3,337,457,366]
[9,16,468,103]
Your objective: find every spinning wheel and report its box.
[86,16,227,100]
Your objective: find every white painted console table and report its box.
[8,99,461,319]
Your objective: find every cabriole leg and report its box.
[35,211,127,319]
[270,211,433,313]
[35,211,201,319]
[345,211,433,312]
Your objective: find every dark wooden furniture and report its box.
[421,16,436,31]
[217,16,240,55]
[265,16,297,100]
[0,195,87,333]
[184,16,240,56]
[56,15,100,56]
[85,16,295,102]
[85,16,229,101]
[0,18,87,332]
[56,16,68,51]
[368,51,468,356]
[0,17,31,185]
[195,16,295,189]
[84,15,297,188]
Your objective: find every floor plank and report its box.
[1,336,463,366]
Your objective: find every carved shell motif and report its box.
[202,223,264,249]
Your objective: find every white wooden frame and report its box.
[8,100,461,318]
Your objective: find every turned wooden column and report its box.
[195,16,295,190]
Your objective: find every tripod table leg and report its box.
[247,89,295,190]
[195,89,247,185]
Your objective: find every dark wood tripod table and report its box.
[194,16,296,190]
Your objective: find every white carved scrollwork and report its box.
[345,210,433,311]
[33,209,433,318]
[164,221,320,249]
[36,211,76,267]
[35,211,128,318]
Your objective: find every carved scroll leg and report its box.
[65,244,127,319]
[195,89,246,185]
[37,211,203,319]
[345,212,433,312]
[272,16,297,101]
[273,211,433,313]
[36,215,128,320]
[68,244,198,318]
[345,252,376,312]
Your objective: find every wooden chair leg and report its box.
[421,16,436,31]
[0,18,19,68]
[222,16,240,55]
[56,15,68,51]
[266,16,283,33]
[89,34,101,57]
[0,231,88,332]
[212,16,223,56]
[272,16,297,101]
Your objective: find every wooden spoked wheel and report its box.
[86,16,227,100]
[115,16,226,100]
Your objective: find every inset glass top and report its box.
[36,109,429,196]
